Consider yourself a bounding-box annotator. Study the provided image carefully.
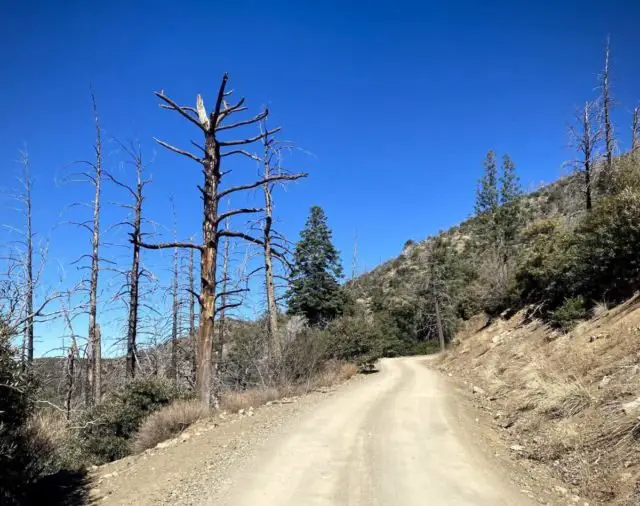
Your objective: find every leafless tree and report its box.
[598,36,615,189]
[86,92,103,405]
[217,220,231,370]
[106,141,152,379]
[170,202,180,384]
[569,101,602,211]
[632,107,639,154]
[18,150,35,365]
[139,74,304,407]
[259,126,306,362]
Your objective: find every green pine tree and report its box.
[498,154,522,244]
[287,206,345,326]
[475,150,499,216]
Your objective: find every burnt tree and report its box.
[106,141,151,378]
[260,126,306,362]
[570,101,602,211]
[599,36,615,188]
[632,107,639,154]
[140,74,302,407]
[87,93,103,405]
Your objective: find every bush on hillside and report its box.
[132,399,209,453]
[74,377,182,464]
[549,296,587,332]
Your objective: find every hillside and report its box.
[437,301,640,505]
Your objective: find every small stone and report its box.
[571,495,580,503]
[472,385,486,395]
[599,375,611,388]
[553,485,568,496]
[510,444,525,452]
[622,397,640,415]
[238,409,245,416]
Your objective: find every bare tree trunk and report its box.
[351,232,358,281]
[87,92,103,406]
[124,148,146,379]
[262,165,280,362]
[171,243,179,384]
[632,107,639,154]
[188,247,196,383]
[601,36,614,177]
[218,227,230,366]
[22,151,34,364]
[570,101,600,212]
[141,74,303,407]
[434,295,445,352]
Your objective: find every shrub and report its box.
[132,399,209,453]
[0,326,47,505]
[218,387,280,413]
[75,377,181,464]
[549,296,587,331]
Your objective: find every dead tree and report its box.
[632,107,639,154]
[170,203,180,384]
[260,126,306,362]
[188,245,196,381]
[569,101,602,211]
[106,141,151,378]
[11,149,35,365]
[140,74,304,407]
[599,36,615,188]
[87,93,103,405]
[217,221,231,368]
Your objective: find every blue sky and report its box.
[1,0,639,354]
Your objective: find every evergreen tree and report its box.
[498,154,522,244]
[475,150,499,216]
[287,206,344,326]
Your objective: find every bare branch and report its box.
[154,138,203,163]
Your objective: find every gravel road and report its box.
[208,356,533,506]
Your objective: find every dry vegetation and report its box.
[437,298,640,504]
[132,361,358,454]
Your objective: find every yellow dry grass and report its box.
[437,297,640,504]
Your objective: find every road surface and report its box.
[211,356,531,506]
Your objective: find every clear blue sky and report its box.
[1,0,639,354]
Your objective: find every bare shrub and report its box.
[592,301,609,318]
[312,361,358,388]
[133,399,209,453]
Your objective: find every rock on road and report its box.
[210,356,532,506]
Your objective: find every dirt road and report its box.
[210,356,532,506]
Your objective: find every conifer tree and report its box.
[287,206,344,326]
[475,150,499,216]
[498,154,522,244]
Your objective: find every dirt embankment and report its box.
[437,298,640,505]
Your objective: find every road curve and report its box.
[211,356,531,506]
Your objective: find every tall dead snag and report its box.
[141,74,303,407]
[16,149,34,365]
[632,107,640,154]
[599,36,615,189]
[260,126,306,362]
[570,101,601,212]
[87,92,103,405]
[188,246,196,382]
[170,203,180,384]
[217,221,231,368]
[106,141,151,378]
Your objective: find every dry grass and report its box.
[437,301,640,504]
[539,382,592,419]
[218,387,281,413]
[133,400,210,453]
